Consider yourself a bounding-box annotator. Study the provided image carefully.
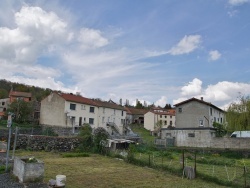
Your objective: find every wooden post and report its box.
[182,150,185,171]
[244,166,247,188]
[149,154,151,166]
[194,152,197,176]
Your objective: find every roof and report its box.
[57,92,125,110]
[9,91,32,98]
[92,99,124,110]
[174,97,224,112]
[59,93,97,106]
[125,107,149,115]
[149,109,175,116]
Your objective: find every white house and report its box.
[40,92,126,136]
[144,109,176,134]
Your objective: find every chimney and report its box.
[201,97,203,101]
[120,98,122,105]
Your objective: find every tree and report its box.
[135,100,144,109]
[154,120,163,135]
[78,124,93,152]
[164,104,172,109]
[213,122,227,137]
[0,88,8,99]
[93,127,109,153]
[226,95,250,132]
[6,99,32,123]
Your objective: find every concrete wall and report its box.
[40,93,66,127]
[176,101,224,128]
[161,129,250,149]
[97,106,126,135]
[144,111,176,131]
[144,111,155,131]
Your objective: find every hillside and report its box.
[0,79,52,101]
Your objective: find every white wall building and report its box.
[40,92,126,135]
[144,109,176,133]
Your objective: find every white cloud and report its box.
[0,6,69,65]
[174,79,250,109]
[228,0,250,5]
[155,96,167,107]
[78,28,108,49]
[181,78,202,96]
[168,35,201,55]
[209,50,221,61]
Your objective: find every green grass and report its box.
[13,150,229,188]
[130,124,156,143]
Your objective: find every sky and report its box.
[0,0,250,109]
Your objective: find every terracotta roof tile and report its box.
[9,91,32,98]
[59,93,98,106]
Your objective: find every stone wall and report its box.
[15,134,81,152]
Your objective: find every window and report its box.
[178,108,182,113]
[89,118,94,125]
[164,121,167,125]
[170,116,172,119]
[70,103,76,110]
[81,105,85,110]
[2,102,5,106]
[166,133,171,137]
[160,115,162,118]
[188,133,195,137]
[170,121,172,125]
[90,107,95,113]
[122,111,124,116]
[103,107,105,113]
[199,120,204,126]
[210,108,213,116]
[84,117,86,122]
[165,115,167,118]
[214,117,216,122]
[221,118,223,123]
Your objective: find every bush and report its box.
[62,153,90,158]
[77,124,93,152]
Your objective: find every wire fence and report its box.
[132,150,250,187]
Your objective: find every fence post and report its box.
[182,150,185,171]
[244,166,247,188]
[194,152,197,176]
[149,154,151,166]
[12,127,19,160]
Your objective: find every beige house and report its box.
[161,97,225,147]
[144,109,176,134]
[40,92,126,136]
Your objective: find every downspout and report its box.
[204,116,209,127]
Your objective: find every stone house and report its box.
[161,97,225,147]
[0,98,10,119]
[9,91,32,103]
[125,107,148,125]
[144,108,176,135]
[40,92,127,136]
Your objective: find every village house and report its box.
[40,92,129,136]
[0,98,9,119]
[144,108,176,135]
[161,97,225,147]
[0,91,34,120]
[125,107,148,125]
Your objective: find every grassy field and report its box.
[13,150,229,188]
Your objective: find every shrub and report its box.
[62,153,90,158]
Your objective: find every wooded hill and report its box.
[0,79,52,101]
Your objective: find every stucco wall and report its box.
[40,93,66,127]
[144,111,155,131]
[161,129,250,149]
